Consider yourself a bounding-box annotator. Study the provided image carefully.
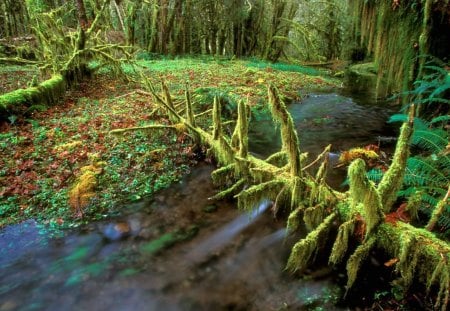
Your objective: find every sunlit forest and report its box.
[1,1,449,310]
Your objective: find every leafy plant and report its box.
[368,62,450,237]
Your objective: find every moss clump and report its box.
[303,204,327,232]
[68,161,104,216]
[0,74,66,116]
[235,180,285,211]
[348,159,384,237]
[345,237,376,292]
[329,219,357,265]
[286,213,337,273]
[377,109,413,212]
[268,85,302,178]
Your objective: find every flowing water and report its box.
[250,92,397,187]
[0,92,397,311]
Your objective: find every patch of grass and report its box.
[246,59,324,76]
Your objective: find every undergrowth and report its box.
[367,61,450,238]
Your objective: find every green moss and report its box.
[345,237,375,293]
[265,151,288,167]
[0,74,65,115]
[211,164,235,186]
[348,159,384,237]
[286,213,336,273]
[273,185,290,215]
[212,96,222,140]
[185,87,196,127]
[287,204,304,233]
[329,219,357,265]
[268,85,302,178]
[396,233,419,290]
[351,0,433,96]
[303,204,327,232]
[376,222,450,310]
[235,179,285,211]
[378,115,413,212]
[212,178,245,200]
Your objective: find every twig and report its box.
[302,144,331,171]
[109,124,177,135]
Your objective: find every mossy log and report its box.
[116,80,450,310]
[0,74,66,117]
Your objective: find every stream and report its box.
[1,92,397,311]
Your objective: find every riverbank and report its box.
[0,57,340,229]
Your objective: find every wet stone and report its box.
[102,222,131,241]
[0,301,18,311]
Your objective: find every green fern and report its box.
[368,61,450,236]
[193,87,238,117]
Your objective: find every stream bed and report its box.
[1,92,397,311]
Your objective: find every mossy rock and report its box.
[344,63,379,96]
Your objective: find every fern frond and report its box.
[423,65,449,76]
[430,115,450,125]
[405,157,448,187]
[412,129,448,153]
[366,168,384,184]
[388,113,408,123]
[430,82,450,99]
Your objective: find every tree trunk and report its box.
[75,0,89,50]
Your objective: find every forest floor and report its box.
[0,57,340,229]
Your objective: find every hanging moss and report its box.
[268,85,302,178]
[287,204,304,233]
[273,185,290,215]
[349,0,443,96]
[303,204,327,232]
[345,236,376,293]
[235,180,285,211]
[211,164,234,185]
[428,260,449,311]
[396,233,420,290]
[212,178,245,200]
[265,151,288,167]
[329,219,358,265]
[286,213,337,273]
[348,159,384,237]
[377,222,450,310]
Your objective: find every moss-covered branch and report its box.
[113,80,450,310]
[377,107,414,212]
[0,74,65,116]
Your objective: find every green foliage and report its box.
[404,59,450,108]
[368,63,450,235]
[193,87,238,118]
[246,59,322,76]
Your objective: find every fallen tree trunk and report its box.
[0,74,66,117]
[113,80,449,310]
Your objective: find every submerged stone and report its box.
[102,222,131,241]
